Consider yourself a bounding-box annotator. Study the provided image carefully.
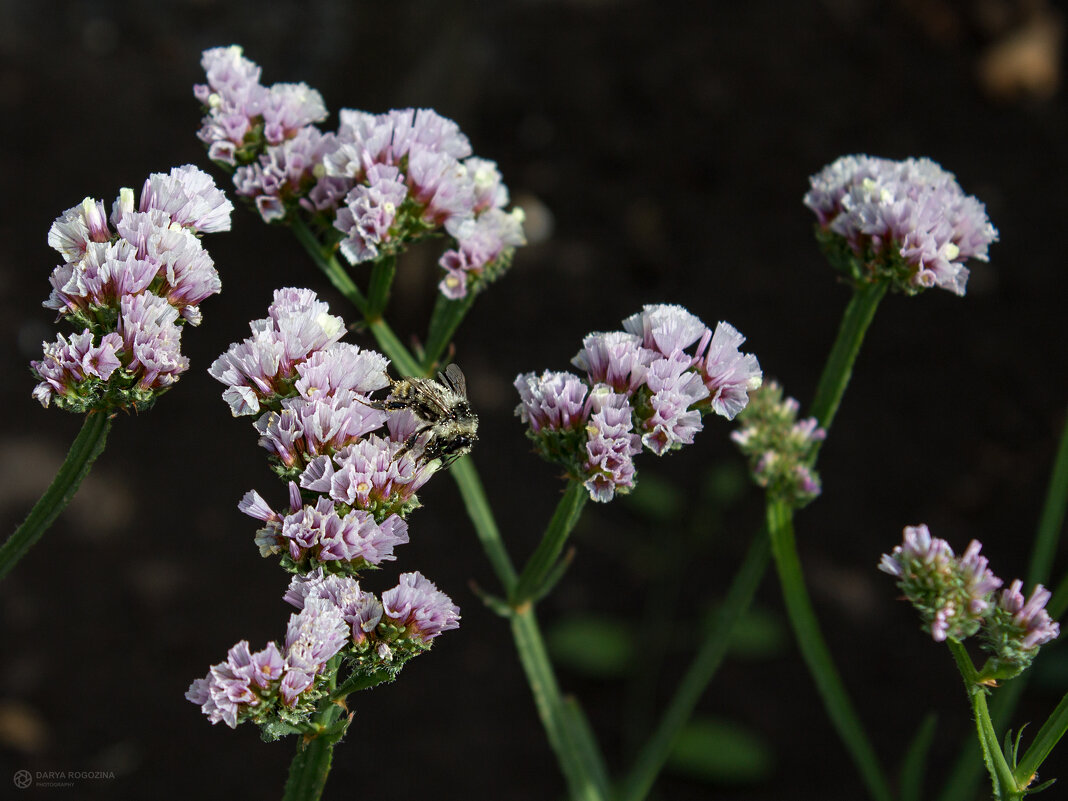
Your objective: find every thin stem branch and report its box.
[618,529,771,801]
[422,291,478,373]
[0,412,113,581]
[809,280,888,431]
[290,216,367,315]
[948,640,1020,801]
[449,457,518,593]
[511,481,588,605]
[768,498,894,801]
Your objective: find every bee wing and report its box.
[441,364,468,398]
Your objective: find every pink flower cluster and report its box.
[209,288,442,527]
[187,567,459,729]
[193,290,462,732]
[194,46,525,299]
[31,166,232,412]
[804,155,997,295]
[515,304,762,502]
[324,110,526,299]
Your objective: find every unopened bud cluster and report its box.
[731,381,825,507]
[515,304,762,502]
[880,524,1059,678]
[804,155,997,296]
[31,166,232,413]
[189,288,461,732]
[195,45,525,300]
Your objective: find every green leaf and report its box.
[546,616,636,678]
[666,716,774,784]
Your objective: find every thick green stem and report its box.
[948,640,1021,801]
[511,481,588,605]
[618,530,772,801]
[809,280,888,430]
[281,702,348,801]
[768,498,893,801]
[366,254,396,319]
[281,658,352,801]
[1,412,113,581]
[511,606,608,801]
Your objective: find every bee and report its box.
[368,363,479,469]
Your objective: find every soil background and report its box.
[1,2,1066,800]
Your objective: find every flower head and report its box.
[517,304,759,501]
[879,525,1001,643]
[194,48,525,298]
[208,287,352,416]
[979,580,1060,676]
[805,155,998,295]
[381,571,461,644]
[195,45,327,166]
[32,167,230,413]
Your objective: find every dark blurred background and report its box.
[1,1,1066,799]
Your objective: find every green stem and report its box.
[449,457,518,593]
[366,317,422,377]
[511,481,588,605]
[366,255,396,320]
[0,412,113,581]
[809,280,888,430]
[290,216,367,315]
[422,291,478,373]
[511,606,608,801]
[331,668,394,701]
[282,661,350,801]
[948,640,1021,801]
[938,406,1068,801]
[290,218,424,377]
[281,703,347,801]
[1015,689,1068,789]
[618,529,772,801]
[768,498,893,801]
